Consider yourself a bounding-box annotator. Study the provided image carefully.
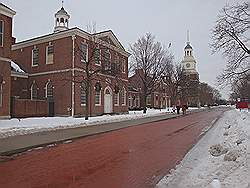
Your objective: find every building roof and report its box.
[184,43,193,50]
[0,3,16,17]
[55,7,69,16]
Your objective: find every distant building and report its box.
[0,4,130,118]
[180,34,200,106]
[128,69,171,110]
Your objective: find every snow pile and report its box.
[11,61,25,73]
[0,108,173,138]
[156,109,250,188]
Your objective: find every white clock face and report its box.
[186,63,191,68]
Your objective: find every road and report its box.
[0,108,228,188]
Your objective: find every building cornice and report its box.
[11,71,28,78]
[12,28,131,57]
[0,4,16,18]
[0,57,11,62]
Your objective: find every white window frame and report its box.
[94,46,101,66]
[95,89,101,106]
[31,82,38,100]
[80,83,86,106]
[46,45,54,64]
[121,58,126,73]
[121,87,126,106]
[146,95,151,105]
[32,48,39,67]
[0,20,4,47]
[45,81,53,99]
[0,83,3,107]
[114,92,119,106]
[80,42,88,63]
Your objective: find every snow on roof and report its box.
[11,61,25,73]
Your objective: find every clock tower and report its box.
[180,31,200,107]
[181,32,199,79]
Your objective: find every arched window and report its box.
[80,82,86,105]
[45,81,53,100]
[31,82,38,100]
[121,87,126,106]
[60,18,64,23]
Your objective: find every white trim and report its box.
[114,92,119,106]
[0,57,11,62]
[11,71,28,78]
[121,87,126,106]
[0,20,3,47]
[0,4,16,18]
[29,69,72,76]
[80,42,88,63]
[46,45,54,64]
[12,28,130,57]
[95,89,102,106]
[32,48,39,67]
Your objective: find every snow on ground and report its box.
[0,108,176,138]
[156,109,250,188]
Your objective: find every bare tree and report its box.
[66,28,125,120]
[211,2,250,86]
[163,63,190,106]
[129,33,173,113]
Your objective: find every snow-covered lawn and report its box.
[156,109,250,188]
[0,108,174,138]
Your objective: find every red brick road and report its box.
[0,108,227,188]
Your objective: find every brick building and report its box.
[0,3,16,118]
[0,4,130,118]
[128,69,171,110]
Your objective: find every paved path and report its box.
[0,107,228,188]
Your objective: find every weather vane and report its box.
[62,0,64,8]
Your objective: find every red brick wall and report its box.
[11,77,29,99]
[0,61,11,118]
[12,37,73,73]
[11,98,48,118]
[0,14,13,59]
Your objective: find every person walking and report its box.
[176,100,181,114]
[182,103,187,115]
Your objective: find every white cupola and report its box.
[54,3,70,33]
[181,31,198,75]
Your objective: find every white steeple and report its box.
[54,1,70,33]
[181,31,198,75]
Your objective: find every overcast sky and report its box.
[2,0,241,99]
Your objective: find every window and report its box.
[0,83,2,107]
[121,88,126,105]
[32,48,39,66]
[95,90,101,105]
[114,92,119,106]
[0,21,3,47]
[128,95,132,107]
[103,50,111,71]
[147,95,151,105]
[121,58,126,73]
[46,45,54,64]
[80,82,86,105]
[80,43,88,63]
[45,81,53,100]
[94,48,101,65]
[155,95,159,106]
[31,82,38,100]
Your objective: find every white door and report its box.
[104,87,112,113]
